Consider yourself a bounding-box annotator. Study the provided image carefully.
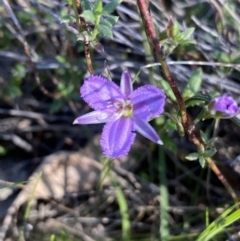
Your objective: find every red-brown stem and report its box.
[137,0,200,146]
[137,0,238,203]
[73,0,94,75]
[206,157,239,205]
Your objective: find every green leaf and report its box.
[12,64,26,80]
[160,79,176,102]
[183,68,203,98]
[171,21,180,39]
[181,27,195,40]
[185,152,199,161]
[185,92,212,107]
[102,0,122,14]
[204,149,217,158]
[101,15,119,27]
[165,118,177,132]
[178,39,196,45]
[105,15,119,25]
[94,0,103,15]
[60,14,75,23]
[100,18,112,28]
[200,130,208,144]
[185,99,204,107]
[6,86,22,98]
[206,137,217,147]
[97,24,113,38]
[81,0,93,11]
[80,10,96,23]
[199,156,206,168]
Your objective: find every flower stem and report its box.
[206,157,239,205]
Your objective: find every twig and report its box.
[206,157,239,204]
[143,61,240,69]
[72,0,94,75]
[0,108,71,122]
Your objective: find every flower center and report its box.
[114,99,133,117]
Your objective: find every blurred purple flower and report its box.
[208,94,239,119]
[73,70,166,159]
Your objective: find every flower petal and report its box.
[130,85,166,120]
[134,118,163,145]
[73,110,113,125]
[100,117,136,159]
[120,70,133,97]
[81,75,125,111]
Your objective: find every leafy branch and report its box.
[136,0,238,204]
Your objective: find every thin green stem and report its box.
[159,146,169,240]
[110,170,130,241]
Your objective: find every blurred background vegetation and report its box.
[1,0,240,240]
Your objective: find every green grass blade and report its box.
[18,172,42,241]
[197,204,239,241]
[110,170,130,241]
[159,146,169,240]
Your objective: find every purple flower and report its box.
[73,70,166,159]
[208,94,239,119]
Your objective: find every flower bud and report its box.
[208,94,239,119]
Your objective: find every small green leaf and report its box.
[204,149,217,158]
[107,15,119,25]
[199,156,206,168]
[206,137,217,147]
[185,152,199,161]
[60,15,75,23]
[178,39,196,45]
[80,10,96,23]
[185,92,212,107]
[160,79,176,102]
[181,27,195,40]
[94,0,103,15]
[185,99,204,107]
[183,68,203,98]
[171,21,180,39]
[102,0,122,14]
[100,19,112,28]
[97,24,113,38]
[165,118,177,132]
[103,15,119,26]
[200,130,208,144]
[12,64,26,80]
[81,0,93,11]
